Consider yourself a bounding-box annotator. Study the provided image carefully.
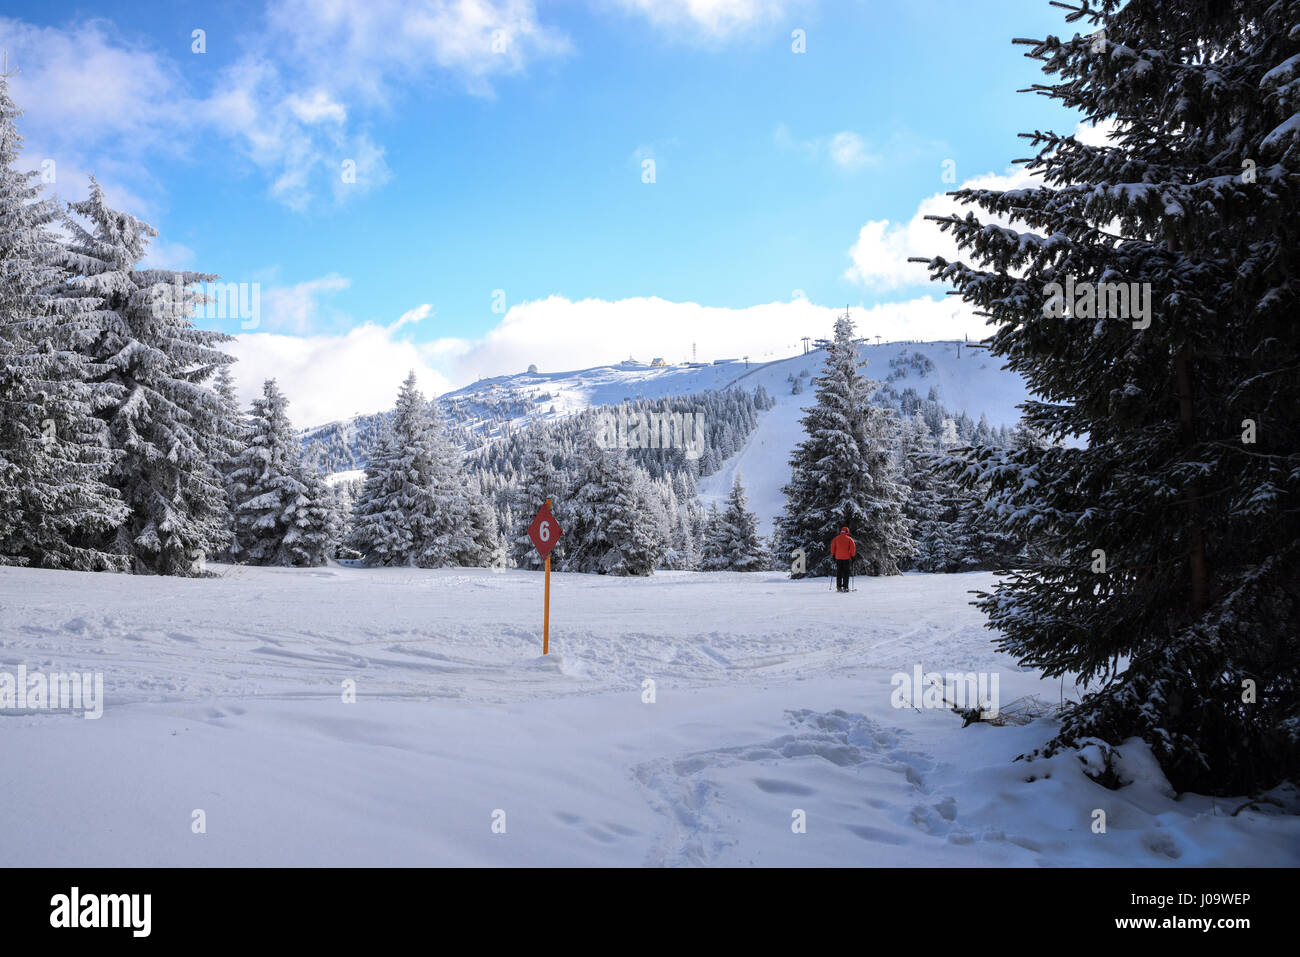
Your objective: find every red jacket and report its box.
[831,531,856,560]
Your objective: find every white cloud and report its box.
[1074,116,1119,147]
[845,167,1039,291]
[286,90,348,125]
[267,0,573,100]
[259,274,352,333]
[226,320,456,427]
[203,57,394,211]
[775,124,879,170]
[224,292,987,427]
[828,131,873,169]
[610,0,799,39]
[844,118,1121,292]
[0,17,193,154]
[0,17,195,223]
[391,304,433,331]
[2,2,572,212]
[141,239,196,271]
[207,1,573,206]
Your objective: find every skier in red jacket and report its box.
[831,527,856,592]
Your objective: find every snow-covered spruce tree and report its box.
[415,390,486,568]
[703,474,770,571]
[348,418,407,565]
[672,500,702,570]
[698,500,727,571]
[350,372,484,568]
[0,81,127,569]
[227,379,327,566]
[208,363,247,559]
[328,477,361,559]
[509,428,560,569]
[898,411,947,572]
[60,178,232,575]
[461,473,505,568]
[562,432,662,576]
[948,470,1023,572]
[915,0,1299,793]
[297,469,341,565]
[775,310,914,577]
[351,373,437,566]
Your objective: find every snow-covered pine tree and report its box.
[208,363,247,559]
[775,309,914,578]
[227,379,324,566]
[60,178,232,575]
[899,411,946,572]
[915,0,1299,793]
[630,471,668,573]
[297,469,340,566]
[0,80,127,570]
[413,389,483,568]
[709,474,770,571]
[349,372,484,568]
[563,432,662,575]
[509,428,560,569]
[328,477,361,559]
[348,418,409,565]
[679,500,703,571]
[352,373,434,565]
[461,473,504,568]
[698,500,727,571]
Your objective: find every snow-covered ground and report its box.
[2,563,1294,867]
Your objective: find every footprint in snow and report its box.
[1142,831,1181,859]
[753,778,815,796]
[553,810,638,843]
[845,824,909,845]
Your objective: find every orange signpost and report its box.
[527,498,562,655]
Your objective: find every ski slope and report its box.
[695,342,1028,533]
[1,562,1294,867]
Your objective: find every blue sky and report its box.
[2,0,1091,424]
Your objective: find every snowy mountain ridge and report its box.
[308,341,1025,459]
[304,339,1030,534]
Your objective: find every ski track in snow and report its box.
[0,565,976,707]
[2,563,1296,867]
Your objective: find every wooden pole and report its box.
[543,496,552,655]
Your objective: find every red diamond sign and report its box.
[528,502,562,558]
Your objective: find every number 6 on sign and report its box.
[528,503,560,559]
[527,500,563,654]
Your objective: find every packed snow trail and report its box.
[1,564,1295,866]
[0,564,997,706]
